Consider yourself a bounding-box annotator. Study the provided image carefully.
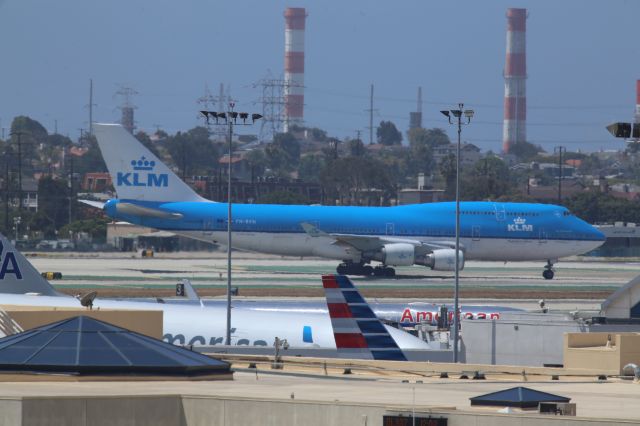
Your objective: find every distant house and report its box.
[218,152,253,182]
[536,163,576,178]
[68,146,89,157]
[398,189,445,205]
[524,179,587,200]
[82,173,112,192]
[9,178,38,211]
[565,158,582,168]
[610,183,640,201]
[433,143,482,166]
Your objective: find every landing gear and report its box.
[543,260,555,280]
[373,266,396,277]
[336,262,394,277]
[336,262,373,276]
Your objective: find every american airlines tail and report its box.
[92,123,205,202]
[322,274,407,361]
[0,234,63,296]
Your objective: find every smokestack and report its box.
[409,87,423,130]
[502,8,527,154]
[283,7,307,132]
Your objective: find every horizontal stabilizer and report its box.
[78,199,105,209]
[116,202,183,220]
[322,274,407,361]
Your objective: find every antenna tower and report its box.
[115,86,138,134]
[254,73,286,141]
[197,83,227,141]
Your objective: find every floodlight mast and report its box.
[200,106,262,346]
[440,102,473,363]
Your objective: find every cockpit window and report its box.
[562,210,573,216]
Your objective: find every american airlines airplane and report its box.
[0,233,430,356]
[168,279,523,326]
[90,124,605,280]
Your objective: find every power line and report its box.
[305,85,631,111]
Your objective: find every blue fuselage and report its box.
[104,200,605,262]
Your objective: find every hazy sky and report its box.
[1,0,639,153]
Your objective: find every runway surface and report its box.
[25,251,639,305]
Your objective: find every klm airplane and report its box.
[89,124,605,280]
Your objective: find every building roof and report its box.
[0,316,230,377]
[69,146,89,157]
[219,154,245,164]
[470,386,570,408]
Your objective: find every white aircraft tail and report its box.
[93,123,205,202]
[0,234,61,296]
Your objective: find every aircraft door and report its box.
[494,204,506,222]
[386,223,395,236]
[539,228,548,243]
[202,219,214,236]
[472,226,481,241]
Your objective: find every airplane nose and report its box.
[584,224,606,253]
[597,228,606,241]
[590,225,606,242]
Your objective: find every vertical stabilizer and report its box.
[93,123,205,202]
[322,274,407,361]
[0,234,61,296]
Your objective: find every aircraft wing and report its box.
[300,222,454,255]
[81,198,183,220]
[114,202,184,220]
[78,199,105,209]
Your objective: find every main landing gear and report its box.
[336,262,395,277]
[543,260,555,280]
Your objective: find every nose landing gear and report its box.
[543,260,555,280]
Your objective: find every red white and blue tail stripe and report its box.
[322,274,407,361]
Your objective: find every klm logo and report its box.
[0,241,22,280]
[116,156,168,187]
[507,217,533,232]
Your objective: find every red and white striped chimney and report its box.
[502,8,527,154]
[283,7,306,132]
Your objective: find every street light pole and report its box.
[10,131,25,212]
[441,104,474,363]
[454,106,462,364]
[554,146,566,203]
[13,216,21,243]
[201,108,262,346]
[226,107,234,347]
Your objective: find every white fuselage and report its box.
[177,230,602,263]
[0,293,430,350]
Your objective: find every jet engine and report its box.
[380,243,415,266]
[422,249,464,271]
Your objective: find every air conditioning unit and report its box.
[539,402,576,416]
